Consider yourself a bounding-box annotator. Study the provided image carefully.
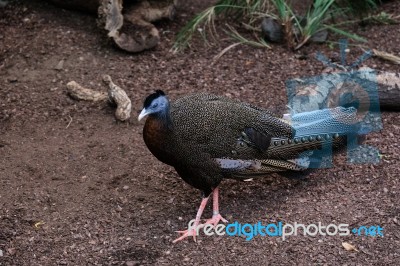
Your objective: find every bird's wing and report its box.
[215,157,309,180]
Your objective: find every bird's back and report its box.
[169,93,294,160]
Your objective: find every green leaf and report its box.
[324,25,367,42]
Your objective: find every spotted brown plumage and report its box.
[138,90,362,243]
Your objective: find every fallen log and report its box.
[46,0,177,53]
[371,70,400,111]
[288,69,400,113]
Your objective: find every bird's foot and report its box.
[204,213,228,227]
[173,228,198,243]
[173,214,227,243]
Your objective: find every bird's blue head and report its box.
[138,90,169,121]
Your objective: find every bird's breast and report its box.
[143,116,175,165]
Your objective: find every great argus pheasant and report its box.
[138,90,362,243]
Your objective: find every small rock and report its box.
[123,185,129,190]
[167,197,174,204]
[8,76,18,83]
[7,248,17,256]
[0,1,9,8]
[261,17,283,43]
[55,60,64,71]
[0,249,3,256]
[311,29,328,43]
[383,188,389,193]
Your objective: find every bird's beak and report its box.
[138,108,149,121]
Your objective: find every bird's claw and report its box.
[204,213,228,227]
[173,228,198,243]
[173,214,228,243]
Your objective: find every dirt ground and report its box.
[1,0,400,265]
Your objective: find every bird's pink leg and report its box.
[204,187,228,226]
[173,188,228,243]
[173,196,209,243]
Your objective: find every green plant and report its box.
[172,0,261,52]
[172,0,370,53]
[361,11,399,25]
[294,0,336,49]
[340,0,380,19]
[270,0,295,48]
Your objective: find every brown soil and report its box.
[1,1,400,265]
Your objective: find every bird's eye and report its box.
[152,103,158,108]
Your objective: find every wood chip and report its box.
[342,242,358,252]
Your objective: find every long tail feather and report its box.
[269,107,364,168]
